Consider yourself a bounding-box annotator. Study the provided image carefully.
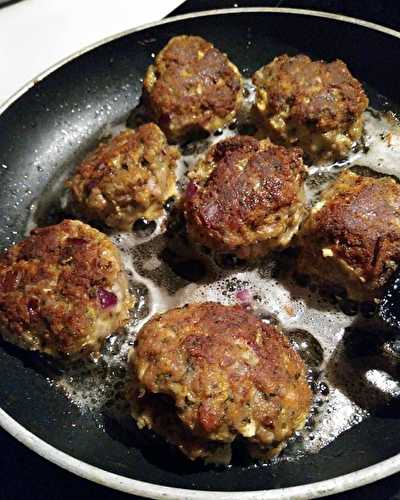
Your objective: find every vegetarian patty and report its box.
[67,123,179,230]
[143,35,243,142]
[129,302,311,463]
[252,54,368,163]
[297,170,400,301]
[0,220,132,357]
[184,135,307,259]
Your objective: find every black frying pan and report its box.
[1,8,400,499]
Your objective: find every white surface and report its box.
[0,0,183,104]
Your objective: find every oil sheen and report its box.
[26,79,400,464]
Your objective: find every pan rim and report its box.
[1,6,400,113]
[1,7,400,499]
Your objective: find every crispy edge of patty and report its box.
[129,302,311,462]
[143,35,243,142]
[67,123,180,230]
[0,219,133,357]
[252,54,368,162]
[297,170,400,300]
[184,135,307,258]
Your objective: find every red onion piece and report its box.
[86,180,97,191]
[202,202,219,225]
[97,288,118,309]
[186,181,198,199]
[236,289,252,304]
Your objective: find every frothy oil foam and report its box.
[24,82,400,463]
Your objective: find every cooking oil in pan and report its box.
[25,81,400,464]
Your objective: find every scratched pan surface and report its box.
[1,8,400,500]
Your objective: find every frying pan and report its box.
[1,7,400,499]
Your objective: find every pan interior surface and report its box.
[1,9,400,496]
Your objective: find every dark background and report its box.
[1,1,400,499]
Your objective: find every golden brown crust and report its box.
[129,302,311,462]
[252,55,368,162]
[0,220,132,357]
[143,35,243,142]
[184,135,307,258]
[67,123,179,230]
[297,170,400,300]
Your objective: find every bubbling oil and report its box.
[24,78,400,464]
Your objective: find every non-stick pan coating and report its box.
[1,9,400,494]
